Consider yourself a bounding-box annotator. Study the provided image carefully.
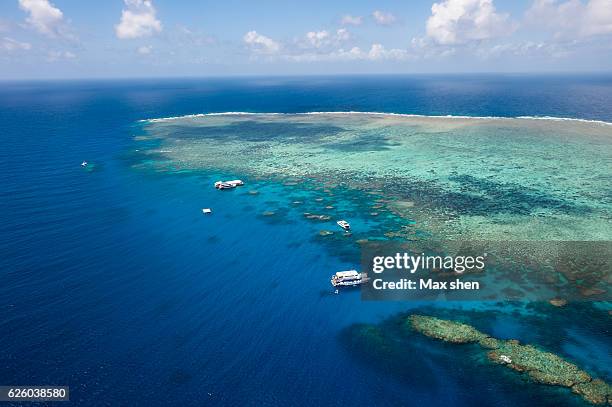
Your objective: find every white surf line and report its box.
[139,111,612,126]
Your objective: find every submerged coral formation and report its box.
[408,315,611,405]
[408,314,487,343]
[549,298,568,307]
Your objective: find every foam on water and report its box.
[140,111,612,126]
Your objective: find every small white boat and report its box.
[202,208,212,214]
[81,161,88,167]
[214,179,244,189]
[499,355,512,364]
[215,181,235,190]
[337,220,350,230]
[331,270,369,287]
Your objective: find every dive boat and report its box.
[215,179,244,189]
[81,161,88,167]
[331,270,369,287]
[215,181,235,190]
[336,220,350,230]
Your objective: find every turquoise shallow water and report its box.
[1,77,611,406]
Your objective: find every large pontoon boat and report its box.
[331,270,369,287]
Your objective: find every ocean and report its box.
[0,75,610,406]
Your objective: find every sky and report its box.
[0,0,611,79]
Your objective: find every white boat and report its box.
[214,179,244,189]
[81,161,88,167]
[337,220,350,230]
[331,270,369,287]
[215,181,235,189]
[202,208,212,214]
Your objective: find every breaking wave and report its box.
[139,111,612,126]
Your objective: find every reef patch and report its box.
[408,315,611,405]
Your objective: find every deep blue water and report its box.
[1,75,611,406]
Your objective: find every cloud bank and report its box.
[115,0,162,39]
[243,30,280,53]
[426,0,516,44]
[18,0,64,37]
[526,0,612,38]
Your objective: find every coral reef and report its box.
[408,315,611,405]
[549,298,568,307]
[303,212,331,221]
[408,315,487,343]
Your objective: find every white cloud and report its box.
[341,15,363,25]
[243,30,280,53]
[477,41,572,58]
[115,0,162,39]
[367,44,386,59]
[408,36,461,58]
[0,37,31,51]
[46,49,75,61]
[305,30,330,48]
[284,47,362,62]
[286,43,410,62]
[137,45,152,54]
[526,0,612,38]
[583,0,612,36]
[301,28,350,48]
[336,28,350,41]
[366,43,410,60]
[372,10,397,25]
[18,0,64,37]
[426,0,515,45]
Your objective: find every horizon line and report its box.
[2,70,612,82]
